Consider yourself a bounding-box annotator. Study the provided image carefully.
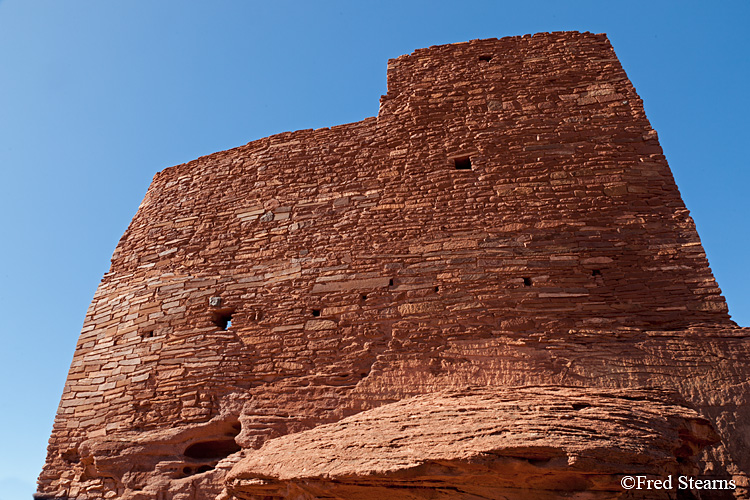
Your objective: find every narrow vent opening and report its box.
[523,277,532,287]
[312,309,321,317]
[479,55,493,62]
[592,269,602,277]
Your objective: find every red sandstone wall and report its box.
[37,32,746,500]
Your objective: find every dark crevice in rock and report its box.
[184,439,241,460]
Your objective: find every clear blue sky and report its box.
[1,1,748,497]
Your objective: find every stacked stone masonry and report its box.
[37,32,750,500]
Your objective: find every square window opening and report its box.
[211,309,234,331]
[454,157,472,170]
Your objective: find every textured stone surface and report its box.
[37,31,748,499]
[226,387,718,500]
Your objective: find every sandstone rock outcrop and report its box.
[37,31,749,500]
[226,387,719,500]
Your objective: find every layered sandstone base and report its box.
[226,387,720,500]
[38,32,749,500]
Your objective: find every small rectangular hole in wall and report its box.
[454,157,472,170]
[211,310,234,331]
[523,277,532,286]
[312,309,321,317]
[479,55,493,62]
[388,278,394,287]
[592,269,602,277]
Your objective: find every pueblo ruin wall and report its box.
[37,32,750,500]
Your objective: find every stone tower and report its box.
[37,32,749,500]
